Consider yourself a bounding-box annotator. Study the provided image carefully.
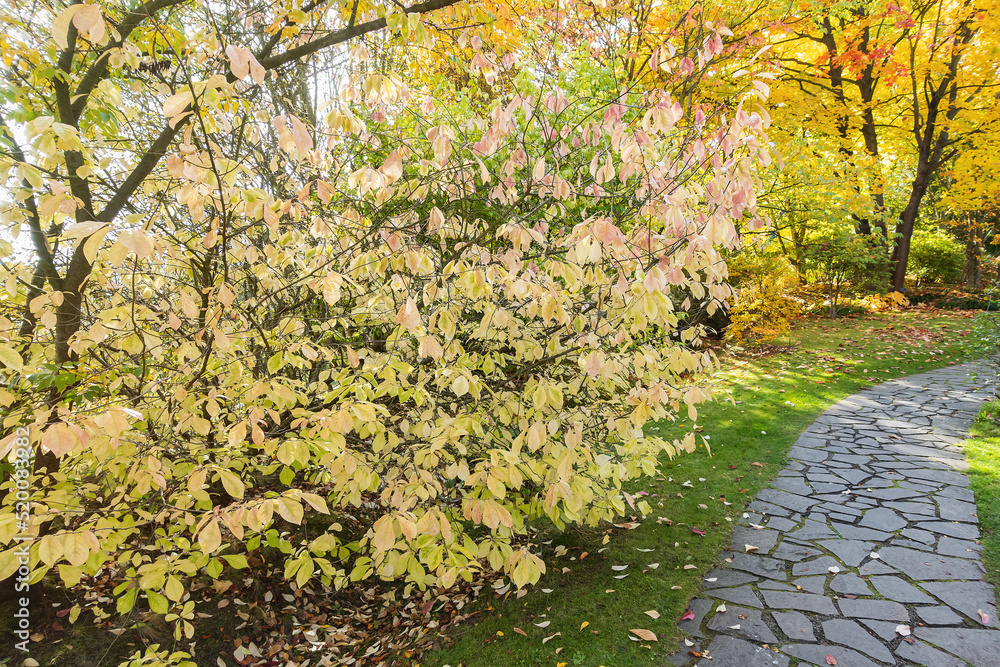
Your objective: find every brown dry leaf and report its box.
[644,610,660,619]
[630,629,657,641]
[513,627,527,636]
[751,461,764,467]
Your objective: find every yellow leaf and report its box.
[218,469,245,499]
[198,519,222,554]
[580,621,589,630]
[276,497,303,525]
[0,346,23,372]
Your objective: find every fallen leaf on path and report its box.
[745,544,758,552]
[896,625,911,636]
[979,609,991,625]
[716,604,726,613]
[680,611,695,621]
[826,656,837,665]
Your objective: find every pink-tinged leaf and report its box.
[290,115,313,152]
[691,528,706,536]
[395,298,421,331]
[380,150,404,182]
[680,611,695,621]
[979,609,991,625]
[512,627,526,636]
[225,44,251,80]
[826,656,837,665]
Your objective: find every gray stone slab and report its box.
[830,522,892,541]
[937,535,981,559]
[756,488,819,514]
[821,618,895,663]
[868,575,936,603]
[837,469,875,485]
[706,605,777,643]
[859,618,903,641]
[938,496,979,522]
[831,574,873,596]
[763,516,798,532]
[789,445,828,462]
[770,476,814,497]
[915,627,1000,667]
[915,520,981,540]
[878,545,985,581]
[938,485,976,502]
[921,581,999,628]
[857,560,898,576]
[771,542,819,562]
[729,554,788,581]
[772,610,815,641]
[792,556,841,577]
[838,598,909,621]
[915,605,964,625]
[707,585,764,609]
[703,569,759,589]
[858,506,907,532]
[696,635,790,667]
[787,519,838,541]
[760,589,838,614]
[817,539,875,567]
[900,527,937,544]
[731,527,780,554]
[679,598,713,638]
[793,576,826,595]
[747,501,790,517]
[855,486,925,500]
[884,500,936,516]
[781,643,880,667]
[894,639,968,667]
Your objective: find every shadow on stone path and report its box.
[669,363,1000,667]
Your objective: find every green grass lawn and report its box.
[426,311,979,667]
[959,397,1000,588]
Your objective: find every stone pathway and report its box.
[669,363,1000,667]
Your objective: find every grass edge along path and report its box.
[959,391,1000,590]
[427,312,979,667]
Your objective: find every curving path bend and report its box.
[669,362,1000,667]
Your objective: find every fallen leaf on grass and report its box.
[513,627,527,636]
[580,621,589,630]
[636,548,655,552]
[647,562,659,569]
[614,573,629,579]
[542,632,561,644]
[644,610,660,619]
[684,564,697,569]
[613,522,641,529]
[629,629,657,641]
[691,528,706,536]
[751,462,763,467]
[535,621,551,628]
[612,565,628,571]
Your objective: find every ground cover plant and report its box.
[427,310,978,667]
[960,403,1000,591]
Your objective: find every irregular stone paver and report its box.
[671,364,1000,667]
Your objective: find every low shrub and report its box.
[725,252,800,344]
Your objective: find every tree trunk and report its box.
[891,168,933,291]
[963,223,982,290]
